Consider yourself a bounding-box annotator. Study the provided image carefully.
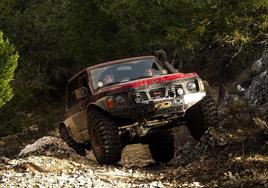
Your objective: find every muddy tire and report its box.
[147,129,174,163]
[89,110,122,165]
[59,125,86,156]
[186,94,219,141]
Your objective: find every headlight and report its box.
[115,95,127,105]
[186,81,197,91]
[106,95,127,109]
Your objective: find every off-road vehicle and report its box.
[59,51,219,164]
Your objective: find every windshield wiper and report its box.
[97,80,129,90]
[96,76,154,90]
[132,75,154,81]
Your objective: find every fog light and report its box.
[176,88,184,95]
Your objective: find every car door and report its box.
[64,72,91,143]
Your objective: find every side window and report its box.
[67,73,92,109]
[80,74,92,96]
[67,78,79,108]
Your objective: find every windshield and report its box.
[90,58,165,90]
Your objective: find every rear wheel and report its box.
[147,129,174,163]
[186,94,220,141]
[59,125,86,156]
[89,110,122,165]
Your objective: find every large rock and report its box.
[235,50,268,121]
[244,51,268,121]
[19,136,78,158]
[245,70,268,119]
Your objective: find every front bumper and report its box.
[111,92,206,119]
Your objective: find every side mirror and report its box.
[75,87,89,100]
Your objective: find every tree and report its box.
[0,0,73,99]
[0,31,19,108]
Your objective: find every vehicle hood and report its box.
[94,73,198,95]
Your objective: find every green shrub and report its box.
[0,31,19,108]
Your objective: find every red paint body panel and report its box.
[94,73,198,95]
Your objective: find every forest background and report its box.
[0,0,267,136]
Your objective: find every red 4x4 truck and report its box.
[59,51,219,164]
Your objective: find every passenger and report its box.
[145,68,153,77]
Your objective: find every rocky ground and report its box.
[0,119,267,188]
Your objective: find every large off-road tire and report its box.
[89,110,122,165]
[185,94,219,141]
[147,129,174,163]
[59,125,86,156]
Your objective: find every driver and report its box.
[103,74,114,84]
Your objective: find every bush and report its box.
[0,31,19,108]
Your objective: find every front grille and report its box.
[149,88,166,99]
[139,92,148,101]
[168,86,176,97]
[131,92,148,103]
